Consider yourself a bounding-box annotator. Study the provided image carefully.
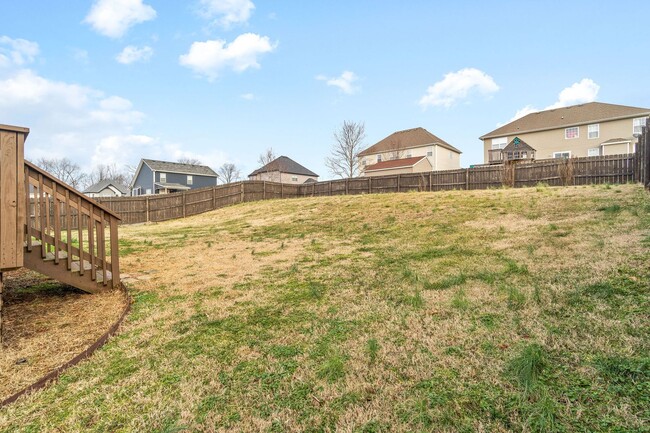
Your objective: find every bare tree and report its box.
[36,157,87,189]
[325,120,366,178]
[218,163,241,184]
[257,148,276,167]
[86,163,130,188]
[389,139,405,160]
[177,157,203,165]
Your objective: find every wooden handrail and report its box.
[24,160,121,289]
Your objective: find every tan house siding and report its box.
[360,144,460,174]
[482,116,646,163]
[364,157,433,177]
[249,171,314,184]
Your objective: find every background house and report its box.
[130,159,218,195]
[363,156,433,177]
[248,156,319,184]
[480,102,650,164]
[83,179,129,198]
[359,127,461,175]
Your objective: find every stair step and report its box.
[71,261,93,273]
[96,270,112,284]
[43,251,68,261]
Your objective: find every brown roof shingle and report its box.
[359,127,461,157]
[248,156,319,177]
[480,102,650,140]
[364,156,428,172]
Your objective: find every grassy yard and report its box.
[1,184,648,432]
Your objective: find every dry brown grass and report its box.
[0,270,126,400]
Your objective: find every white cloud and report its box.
[419,67,499,109]
[179,33,276,81]
[116,45,153,64]
[91,134,156,168]
[0,36,39,67]
[198,0,255,28]
[240,93,254,100]
[84,0,157,38]
[316,71,359,95]
[504,78,601,123]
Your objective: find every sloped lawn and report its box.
[1,184,648,432]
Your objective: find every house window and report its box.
[553,151,571,159]
[187,175,193,185]
[427,151,433,156]
[291,176,298,182]
[491,137,507,149]
[132,187,141,196]
[146,188,152,194]
[377,155,382,162]
[565,127,579,139]
[633,117,647,135]
[521,151,528,159]
[588,124,599,139]
[588,147,600,157]
[406,152,412,158]
[160,172,167,182]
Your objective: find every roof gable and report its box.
[359,127,461,157]
[481,102,650,140]
[248,156,319,177]
[502,137,535,152]
[364,156,429,172]
[83,179,129,194]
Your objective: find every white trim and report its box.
[553,151,572,158]
[587,124,599,139]
[587,147,600,157]
[564,127,579,139]
[601,140,631,146]
[491,137,508,150]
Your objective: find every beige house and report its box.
[248,156,319,184]
[363,156,433,177]
[480,102,650,164]
[359,127,461,176]
[83,179,129,198]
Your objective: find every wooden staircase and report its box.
[0,125,121,339]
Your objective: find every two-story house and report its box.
[480,102,650,164]
[359,127,462,177]
[130,159,218,195]
[248,156,319,184]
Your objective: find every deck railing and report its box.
[23,161,121,288]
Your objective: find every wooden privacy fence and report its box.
[98,153,640,225]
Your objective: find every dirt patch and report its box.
[0,269,126,401]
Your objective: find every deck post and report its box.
[0,124,29,272]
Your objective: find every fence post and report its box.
[182,192,186,218]
[368,177,372,194]
[345,178,349,195]
[145,196,150,222]
[465,168,470,190]
[240,182,245,202]
[397,174,401,192]
[0,272,4,344]
[312,183,315,197]
[329,181,332,196]
[263,181,266,200]
[212,185,216,210]
[429,172,432,192]
[281,182,284,199]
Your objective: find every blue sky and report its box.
[1,0,648,180]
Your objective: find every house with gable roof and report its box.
[130,159,218,195]
[480,102,650,164]
[248,156,319,184]
[359,127,461,176]
[83,179,129,198]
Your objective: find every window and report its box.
[427,151,433,156]
[565,127,579,139]
[160,172,167,182]
[491,137,507,150]
[146,188,152,194]
[377,155,382,162]
[588,124,599,139]
[291,176,298,182]
[132,187,141,196]
[588,147,600,157]
[633,117,647,135]
[553,151,571,159]
[406,152,412,158]
[187,175,193,185]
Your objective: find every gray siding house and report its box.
[130,159,218,196]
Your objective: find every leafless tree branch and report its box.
[325,120,366,179]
